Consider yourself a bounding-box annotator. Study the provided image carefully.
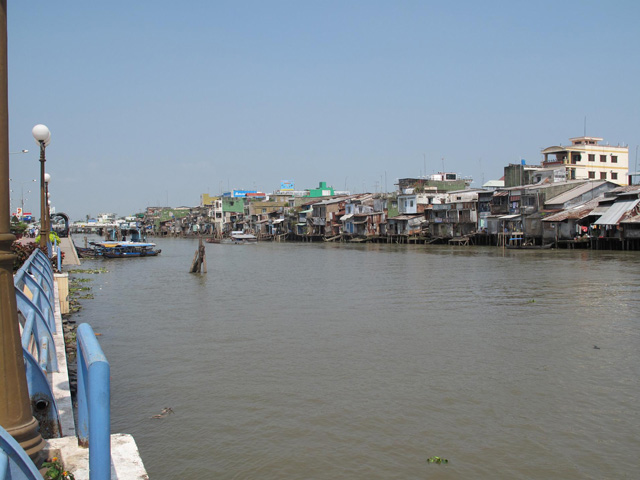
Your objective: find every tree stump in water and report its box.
[190,238,207,273]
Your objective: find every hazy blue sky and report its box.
[7,1,640,220]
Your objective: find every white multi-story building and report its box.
[96,213,116,223]
[541,136,629,185]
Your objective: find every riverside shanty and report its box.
[71,136,640,251]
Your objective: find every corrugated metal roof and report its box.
[590,205,610,215]
[610,185,640,194]
[620,215,640,224]
[542,198,601,222]
[499,214,521,219]
[545,181,605,206]
[593,199,640,226]
[388,214,422,221]
[526,210,561,220]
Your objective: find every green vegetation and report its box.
[42,457,75,480]
[68,267,107,274]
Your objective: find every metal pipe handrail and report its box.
[0,425,42,480]
[77,323,111,480]
[13,248,55,331]
[15,289,58,373]
[14,249,58,373]
[13,248,63,441]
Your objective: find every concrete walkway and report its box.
[58,236,81,266]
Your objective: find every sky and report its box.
[6,0,640,221]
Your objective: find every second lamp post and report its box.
[32,124,50,249]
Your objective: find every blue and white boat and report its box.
[95,241,161,258]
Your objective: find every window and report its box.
[588,171,595,179]
[588,154,595,162]
[262,208,266,213]
[410,200,414,207]
[600,155,606,162]
[600,172,607,180]
[611,155,618,163]
[611,172,618,180]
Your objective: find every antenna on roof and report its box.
[584,116,587,137]
[423,153,426,179]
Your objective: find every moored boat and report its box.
[96,241,161,258]
[206,231,257,244]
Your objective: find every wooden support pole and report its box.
[189,238,207,273]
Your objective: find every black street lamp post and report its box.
[32,124,51,249]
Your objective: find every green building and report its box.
[222,197,244,213]
[308,181,335,198]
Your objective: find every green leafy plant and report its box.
[68,268,107,274]
[35,231,61,245]
[9,218,28,236]
[42,457,75,480]
[427,456,448,464]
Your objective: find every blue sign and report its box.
[280,180,294,191]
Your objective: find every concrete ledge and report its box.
[52,275,75,437]
[54,272,69,315]
[45,434,149,480]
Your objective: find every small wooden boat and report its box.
[75,245,101,258]
[230,232,257,244]
[206,232,257,244]
[506,243,553,250]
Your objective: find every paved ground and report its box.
[58,236,80,266]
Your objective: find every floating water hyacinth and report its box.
[427,456,448,464]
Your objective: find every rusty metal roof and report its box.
[620,214,640,224]
[543,198,601,222]
[594,199,640,226]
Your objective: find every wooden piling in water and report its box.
[190,238,207,273]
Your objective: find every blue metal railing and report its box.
[4,248,113,479]
[77,323,111,480]
[13,248,62,439]
[51,238,61,272]
[0,426,42,480]
[13,248,57,372]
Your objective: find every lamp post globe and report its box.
[32,124,50,143]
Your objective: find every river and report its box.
[72,237,640,479]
